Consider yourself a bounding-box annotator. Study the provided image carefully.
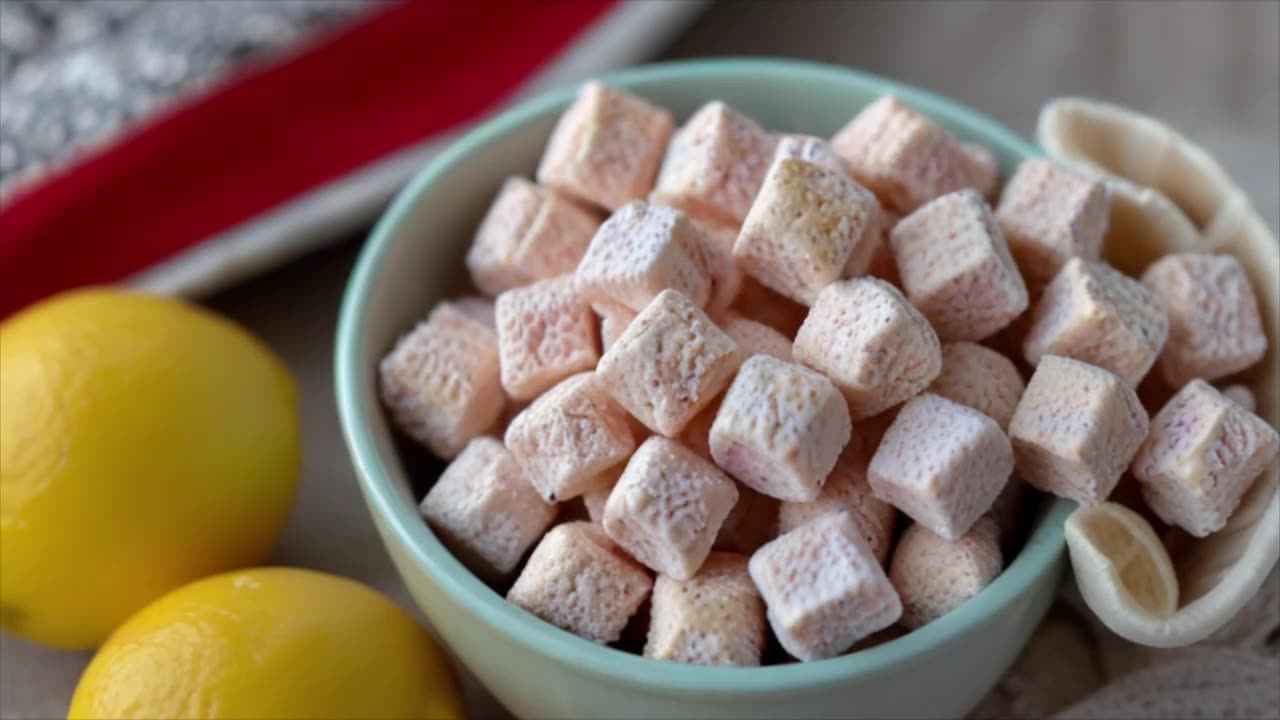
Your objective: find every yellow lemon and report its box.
[68,568,463,720]
[0,289,300,649]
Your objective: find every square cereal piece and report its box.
[507,522,653,643]
[734,157,881,304]
[929,342,1027,430]
[466,177,601,296]
[868,394,1013,540]
[420,437,557,577]
[691,218,744,314]
[505,372,635,503]
[1141,253,1268,387]
[710,354,852,502]
[794,277,942,419]
[592,298,637,354]
[652,101,776,226]
[597,289,741,436]
[644,552,766,666]
[748,510,902,661]
[773,134,850,176]
[714,484,780,555]
[576,201,712,312]
[830,95,972,214]
[889,517,1002,629]
[495,275,599,400]
[779,442,896,563]
[1023,257,1169,386]
[1133,380,1279,537]
[720,314,793,362]
[379,303,504,459]
[537,82,674,211]
[960,143,1001,200]
[603,437,739,580]
[890,189,1028,342]
[1008,355,1148,506]
[995,158,1110,290]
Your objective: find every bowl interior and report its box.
[336,58,1072,694]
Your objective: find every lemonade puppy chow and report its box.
[749,511,902,661]
[1023,257,1169,386]
[734,157,880,305]
[420,438,557,577]
[778,442,897,564]
[1132,380,1279,537]
[1008,355,1148,506]
[576,201,712,312]
[652,101,777,226]
[890,516,1003,629]
[495,276,599,400]
[868,394,1013,541]
[504,373,635,503]
[1140,253,1268,388]
[466,177,601,296]
[709,354,852,502]
[379,302,504,459]
[889,189,1028,342]
[995,158,1110,290]
[929,342,1026,430]
[537,82,674,211]
[597,289,741,436]
[644,552,766,666]
[602,437,739,580]
[793,277,942,419]
[507,522,652,644]
[830,95,973,214]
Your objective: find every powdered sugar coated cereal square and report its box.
[929,342,1027,430]
[645,552,765,666]
[889,516,1002,629]
[495,275,599,400]
[576,201,712,312]
[778,442,896,563]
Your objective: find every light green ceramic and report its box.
[336,58,1071,720]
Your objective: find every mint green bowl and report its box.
[336,58,1071,720]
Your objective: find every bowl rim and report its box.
[336,57,1070,695]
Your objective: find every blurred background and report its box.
[2,1,1277,718]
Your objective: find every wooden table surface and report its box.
[3,2,1277,718]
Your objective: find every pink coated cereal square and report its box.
[889,189,1028,342]
[929,342,1027,430]
[889,516,1002,629]
[709,354,852,502]
[504,372,635,504]
[734,157,880,305]
[537,82,674,211]
[420,437,557,577]
[778,442,896,564]
[602,437,740,580]
[466,177,601,296]
[379,303,505,459]
[644,552,766,666]
[597,289,741,437]
[793,277,942,419]
[748,510,902,661]
[495,275,599,401]
[576,201,712,312]
[652,101,777,226]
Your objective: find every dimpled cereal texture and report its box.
[537,82,674,211]
[778,442,897,564]
[995,158,1110,291]
[961,142,1001,200]
[652,101,777,226]
[504,372,635,503]
[1024,257,1169,386]
[720,314,794,362]
[691,218,744,314]
[713,483,780,556]
[420,437,557,577]
[793,277,943,419]
[890,516,1003,629]
[1132,380,1279,537]
[748,510,902,661]
[592,298,637,354]
[890,189,1029,341]
[929,342,1027,430]
[1140,253,1268,388]
[495,275,599,400]
[379,303,505,459]
[645,552,766,667]
[734,157,880,305]
[773,134,850,176]
[466,177,601,296]
[576,201,712,312]
[868,394,1013,541]
[1008,355,1149,506]
[507,522,653,643]
[709,354,852,502]
[597,289,741,436]
[602,437,740,580]
[830,95,973,214]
